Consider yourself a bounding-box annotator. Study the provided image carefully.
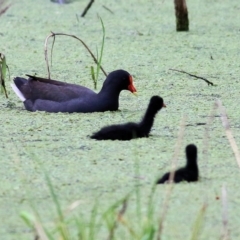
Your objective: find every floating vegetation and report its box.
[44,20,107,90]
[0,53,9,98]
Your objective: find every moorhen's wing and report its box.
[26,75,77,86]
[22,75,96,102]
[174,168,198,183]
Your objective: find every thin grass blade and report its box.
[0,53,8,98]
[96,17,105,81]
[190,202,207,240]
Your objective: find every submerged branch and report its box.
[81,0,94,17]
[169,68,215,86]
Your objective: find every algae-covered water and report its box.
[0,0,240,239]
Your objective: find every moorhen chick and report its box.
[90,95,166,140]
[11,69,136,113]
[156,144,199,184]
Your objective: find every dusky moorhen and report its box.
[11,69,137,113]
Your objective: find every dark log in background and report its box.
[174,0,189,31]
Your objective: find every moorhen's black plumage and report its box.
[90,95,166,141]
[51,0,73,3]
[156,144,199,184]
[11,69,137,113]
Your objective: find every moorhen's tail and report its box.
[11,77,28,101]
[156,172,169,184]
[90,132,102,140]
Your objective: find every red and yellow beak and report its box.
[128,75,137,95]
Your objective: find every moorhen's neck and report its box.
[186,145,198,170]
[97,80,123,99]
[96,81,123,111]
[139,104,160,135]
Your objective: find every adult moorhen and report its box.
[11,69,137,113]
[90,95,166,140]
[156,144,199,184]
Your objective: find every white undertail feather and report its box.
[11,83,26,101]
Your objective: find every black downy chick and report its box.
[90,95,166,140]
[156,144,199,184]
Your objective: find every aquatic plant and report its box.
[20,167,210,240]
[90,17,106,90]
[20,171,157,240]
[0,53,9,98]
[44,18,107,91]
[44,31,107,79]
